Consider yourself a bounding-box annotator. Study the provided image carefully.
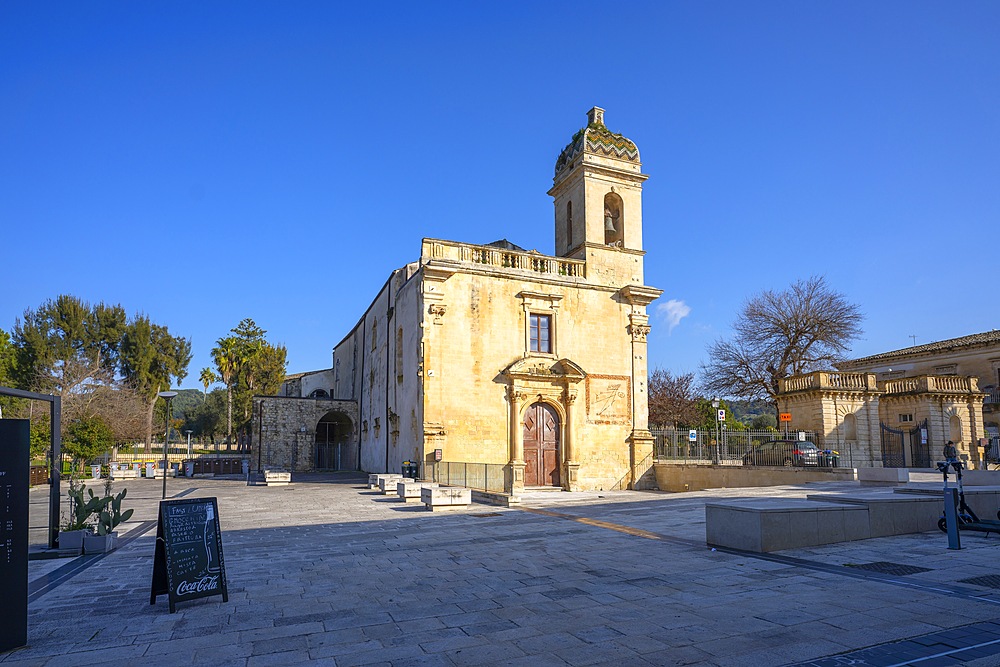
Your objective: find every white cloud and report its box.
[656,299,691,333]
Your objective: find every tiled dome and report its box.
[554,107,640,176]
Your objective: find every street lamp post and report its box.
[711,398,721,465]
[157,391,178,500]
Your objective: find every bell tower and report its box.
[549,107,648,283]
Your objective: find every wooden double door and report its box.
[523,402,560,487]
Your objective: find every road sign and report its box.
[717,409,725,422]
[688,429,697,442]
[779,413,792,422]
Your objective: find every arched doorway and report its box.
[523,402,560,487]
[316,411,354,470]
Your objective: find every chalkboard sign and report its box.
[150,497,228,613]
[0,420,29,651]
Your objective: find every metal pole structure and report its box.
[48,396,61,549]
[157,391,178,500]
[185,430,192,458]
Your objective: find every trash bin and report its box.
[401,461,419,479]
[241,459,249,476]
[90,465,101,480]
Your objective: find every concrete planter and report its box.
[57,529,88,555]
[82,532,118,554]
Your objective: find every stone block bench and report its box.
[706,498,870,553]
[376,474,404,493]
[370,473,403,490]
[807,491,942,538]
[379,475,406,494]
[264,469,291,486]
[111,468,139,480]
[858,467,909,486]
[397,481,438,503]
[422,487,472,512]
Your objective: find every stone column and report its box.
[508,388,526,497]
[627,315,654,490]
[564,390,580,491]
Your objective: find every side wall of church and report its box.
[330,265,423,474]
[421,267,637,490]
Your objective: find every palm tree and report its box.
[199,367,217,402]
[211,338,238,447]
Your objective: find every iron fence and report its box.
[652,428,829,466]
[429,462,507,493]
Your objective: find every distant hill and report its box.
[726,399,776,428]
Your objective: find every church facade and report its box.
[252,107,662,494]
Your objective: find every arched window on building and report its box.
[566,200,573,248]
[604,192,624,246]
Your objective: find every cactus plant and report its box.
[96,488,133,536]
[65,478,109,532]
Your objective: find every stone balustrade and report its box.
[422,239,586,279]
[778,371,877,393]
[882,375,980,395]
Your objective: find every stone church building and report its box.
[253,107,662,494]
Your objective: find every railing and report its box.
[652,428,824,466]
[422,239,586,279]
[882,375,978,395]
[429,461,507,493]
[985,390,1000,405]
[779,372,875,393]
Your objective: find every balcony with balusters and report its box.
[421,238,586,281]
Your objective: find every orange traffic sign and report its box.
[779,413,792,422]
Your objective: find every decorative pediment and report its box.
[503,357,586,382]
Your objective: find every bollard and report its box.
[944,487,961,550]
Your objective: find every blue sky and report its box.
[2,2,998,389]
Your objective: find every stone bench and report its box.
[397,481,438,503]
[264,469,291,486]
[373,474,403,492]
[111,469,139,480]
[706,498,870,553]
[807,491,943,538]
[858,467,909,486]
[421,487,472,511]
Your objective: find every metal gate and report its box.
[909,419,931,469]
[880,422,906,468]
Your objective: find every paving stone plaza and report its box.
[8,475,1000,666]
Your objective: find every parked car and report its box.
[742,440,820,467]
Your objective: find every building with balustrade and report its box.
[252,107,662,495]
[837,331,1000,443]
[776,369,987,469]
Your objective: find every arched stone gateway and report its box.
[316,411,355,471]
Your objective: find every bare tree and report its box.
[648,369,700,428]
[702,276,863,412]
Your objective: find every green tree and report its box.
[211,337,239,445]
[214,319,288,448]
[64,415,114,472]
[119,315,192,455]
[702,276,864,417]
[199,367,217,401]
[13,295,126,397]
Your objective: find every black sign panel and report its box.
[150,497,228,613]
[0,419,29,651]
